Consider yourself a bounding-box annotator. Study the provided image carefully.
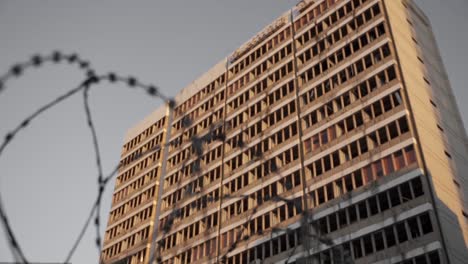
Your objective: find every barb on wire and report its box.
[0,51,92,96]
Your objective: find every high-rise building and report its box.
[100,0,468,263]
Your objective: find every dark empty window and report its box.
[378,192,390,211]
[428,251,440,264]
[389,187,401,207]
[385,226,396,247]
[415,255,428,264]
[353,240,363,259]
[363,234,374,256]
[369,196,379,215]
[358,202,368,219]
[388,122,399,139]
[374,231,385,251]
[319,218,328,234]
[399,117,409,133]
[264,241,270,258]
[408,217,421,238]
[396,222,408,243]
[329,214,338,232]
[339,210,348,228]
[400,182,413,202]
[288,232,296,249]
[354,171,363,187]
[420,213,433,234]
[411,177,424,197]
[349,205,358,224]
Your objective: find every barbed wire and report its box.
[0,51,97,263]
[0,51,174,264]
[0,50,352,264]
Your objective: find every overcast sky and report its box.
[0,1,467,263]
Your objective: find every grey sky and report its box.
[0,1,466,263]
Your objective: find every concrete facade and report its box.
[100,0,468,263]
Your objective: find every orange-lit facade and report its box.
[101,1,468,263]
